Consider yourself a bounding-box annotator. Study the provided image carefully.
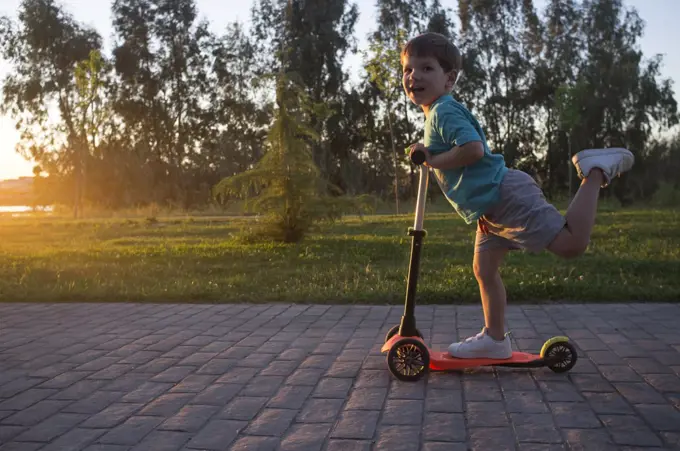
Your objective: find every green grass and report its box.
[1,206,679,304]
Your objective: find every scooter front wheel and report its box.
[387,338,429,382]
[385,324,423,343]
[544,341,578,373]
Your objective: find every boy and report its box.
[402,32,633,359]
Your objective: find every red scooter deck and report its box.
[381,334,543,371]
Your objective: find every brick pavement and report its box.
[1,302,679,450]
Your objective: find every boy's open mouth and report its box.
[410,87,425,93]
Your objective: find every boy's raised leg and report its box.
[547,148,634,259]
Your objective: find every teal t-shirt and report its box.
[424,94,508,224]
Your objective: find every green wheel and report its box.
[387,337,430,382]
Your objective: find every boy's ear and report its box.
[447,70,459,89]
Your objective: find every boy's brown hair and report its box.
[401,32,463,75]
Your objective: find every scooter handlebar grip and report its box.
[411,149,426,165]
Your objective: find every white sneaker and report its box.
[572,147,634,187]
[448,327,512,359]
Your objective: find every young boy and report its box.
[402,32,634,359]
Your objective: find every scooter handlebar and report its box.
[410,149,427,165]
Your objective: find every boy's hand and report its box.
[407,143,431,166]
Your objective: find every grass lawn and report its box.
[1,205,678,304]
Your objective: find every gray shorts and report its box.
[475,169,566,253]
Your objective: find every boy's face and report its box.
[402,54,455,109]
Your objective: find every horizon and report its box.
[1,0,679,182]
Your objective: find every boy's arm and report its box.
[430,105,485,170]
[428,141,484,170]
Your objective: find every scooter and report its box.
[381,149,578,382]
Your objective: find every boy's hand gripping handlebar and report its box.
[410,148,427,165]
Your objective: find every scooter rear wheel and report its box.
[385,325,423,343]
[387,338,429,382]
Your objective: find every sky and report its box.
[0,0,678,181]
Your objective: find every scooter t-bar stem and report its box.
[411,150,428,232]
[398,148,429,338]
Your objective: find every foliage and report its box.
[0,0,679,213]
[213,73,371,243]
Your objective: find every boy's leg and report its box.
[448,235,513,359]
[547,148,634,259]
[474,247,510,341]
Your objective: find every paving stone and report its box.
[422,412,466,442]
[570,373,616,392]
[373,425,421,451]
[538,380,584,402]
[425,389,463,413]
[286,368,325,386]
[13,412,88,442]
[510,413,562,443]
[550,402,602,428]
[0,426,28,444]
[325,361,362,378]
[297,398,344,423]
[151,366,196,383]
[38,427,105,451]
[600,414,664,447]
[97,415,163,445]
[279,423,331,451]
[154,404,219,433]
[228,436,280,451]
[465,401,509,427]
[0,442,44,451]
[120,382,173,403]
[313,378,353,398]
[0,400,71,426]
[468,427,516,450]
[38,372,90,389]
[380,399,423,425]
[562,428,619,450]
[463,380,503,401]
[325,440,372,451]
[137,392,194,416]
[245,408,298,436]
[189,383,243,406]
[219,396,268,421]
[642,373,680,392]
[504,390,549,413]
[241,375,285,397]
[344,387,387,410]
[421,443,468,451]
[583,391,635,414]
[634,404,680,431]
[330,410,380,439]
[614,382,669,404]
[81,403,143,428]
[0,389,58,411]
[184,419,247,449]
[260,359,300,377]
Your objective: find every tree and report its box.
[111,0,215,207]
[213,73,353,242]
[0,0,102,217]
[364,30,408,214]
